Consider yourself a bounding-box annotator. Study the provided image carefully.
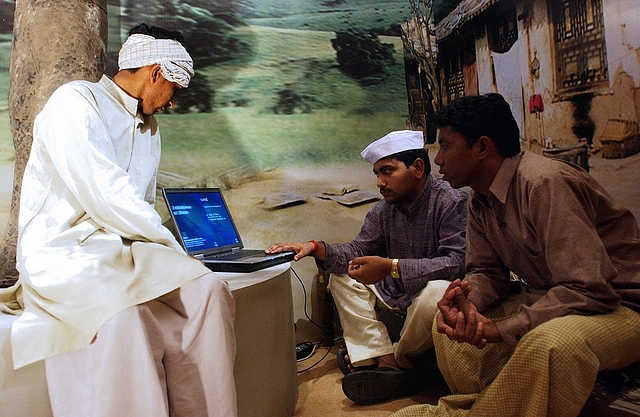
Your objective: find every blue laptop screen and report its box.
[165,190,240,253]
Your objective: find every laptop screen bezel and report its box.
[162,187,246,257]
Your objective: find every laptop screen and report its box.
[163,188,242,254]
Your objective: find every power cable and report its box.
[291,266,334,373]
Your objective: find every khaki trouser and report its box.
[45,273,237,417]
[390,292,640,417]
[329,273,450,369]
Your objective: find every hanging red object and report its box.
[529,94,544,113]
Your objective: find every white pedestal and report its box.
[220,263,298,417]
[0,313,51,416]
[0,263,297,417]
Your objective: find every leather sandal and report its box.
[336,348,376,375]
[341,367,425,405]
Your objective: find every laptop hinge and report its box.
[193,253,204,260]
[231,247,242,252]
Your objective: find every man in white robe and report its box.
[6,24,237,416]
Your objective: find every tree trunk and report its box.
[0,0,108,286]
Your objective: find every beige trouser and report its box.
[390,292,640,417]
[329,273,450,369]
[45,273,237,417]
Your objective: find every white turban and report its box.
[118,34,194,88]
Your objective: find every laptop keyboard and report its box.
[208,249,265,260]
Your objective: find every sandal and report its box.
[342,366,425,405]
[336,348,377,375]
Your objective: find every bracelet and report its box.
[309,240,319,256]
[390,258,400,279]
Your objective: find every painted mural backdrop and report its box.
[0,0,413,186]
[0,1,11,165]
[127,1,414,189]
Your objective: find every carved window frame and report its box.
[549,0,608,93]
[488,7,518,53]
[440,33,476,102]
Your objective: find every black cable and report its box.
[291,266,324,332]
[296,335,344,373]
[297,344,332,373]
[291,266,334,373]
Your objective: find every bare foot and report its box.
[343,352,357,373]
[376,353,401,370]
[342,351,377,373]
[344,352,401,372]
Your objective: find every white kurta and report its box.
[10,75,211,369]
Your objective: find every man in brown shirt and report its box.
[391,93,640,417]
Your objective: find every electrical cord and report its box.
[291,266,335,373]
[296,341,320,362]
[297,344,332,373]
[291,266,324,332]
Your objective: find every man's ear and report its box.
[475,136,492,159]
[150,64,163,83]
[411,158,425,178]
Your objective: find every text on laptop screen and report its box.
[168,191,240,252]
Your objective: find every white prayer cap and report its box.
[361,130,424,164]
[118,34,194,88]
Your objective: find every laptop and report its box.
[162,187,295,273]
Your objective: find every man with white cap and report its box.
[4,24,237,416]
[267,130,468,404]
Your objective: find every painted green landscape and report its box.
[158,28,407,185]
[0,32,11,164]
[0,0,413,188]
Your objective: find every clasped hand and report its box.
[436,279,501,348]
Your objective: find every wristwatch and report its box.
[390,258,400,279]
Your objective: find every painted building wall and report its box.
[471,0,640,151]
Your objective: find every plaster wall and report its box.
[471,0,640,150]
